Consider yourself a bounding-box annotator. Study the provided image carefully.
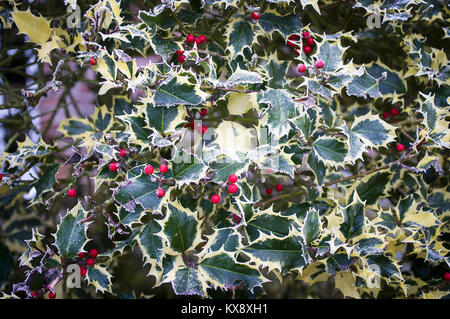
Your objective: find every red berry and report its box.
[0,173,2,181]
[288,34,300,41]
[86,258,95,266]
[30,291,37,297]
[383,112,390,119]
[306,37,315,46]
[120,149,126,157]
[266,188,273,195]
[287,41,298,47]
[195,37,202,45]
[156,188,165,198]
[444,272,450,282]
[144,164,154,175]
[67,188,77,197]
[199,108,207,116]
[201,125,207,134]
[390,107,399,116]
[302,31,310,38]
[315,59,324,69]
[89,249,98,258]
[109,162,118,172]
[80,266,87,277]
[159,164,168,174]
[297,64,306,73]
[211,194,220,204]
[186,34,195,43]
[89,57,96,66]
[251,11,261,20]
[397,144,405,152]
[293,49,300,56]
[228,184,238,194]
[48,291,56,299]
[233,214,242,223]
[198,35,206,43]
[77,252,86,258]
[303,46,312,54]
[176,50,184,55]
[228,174,238,183]
[177,54,186,63]
[275,183,283,192]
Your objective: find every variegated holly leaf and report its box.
[260,88,297,138]
[145,103,186,134]
[245,208,296,242]
[161,202,202,254]
[303,208,322,244]
[198,252,265,292]
[31,163,59,204]
[257,10,302,37]
[311,136,347,168]
[114,173,169,212]
[86,264,113,294]
[241,234,308,274]
[223,67,263,88]
[346,66,382,98]
[153,76,206,106]
[209,153,249,183]
[339,191,366,241]
[291,108,318,141]
[137,220,164,266]
[225,20,254,57]
[341,112,396,163]
[170,150,208,186]
[53,202,90,258]
[170,267,208,297]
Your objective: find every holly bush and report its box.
[0,0,449,299]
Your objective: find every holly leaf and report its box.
[161,203,202,254]
[312,136,347,168]
[225,20,254,57]
[153,76,206,106]
[339,191,366,240]
[137,220,164,266]
[145,103,186,134]
[53,202,90,258]
[198,252,264,292]
[86,264,113,294]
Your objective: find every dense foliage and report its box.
[0,0,449,299]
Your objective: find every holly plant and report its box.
[0,0,449,299]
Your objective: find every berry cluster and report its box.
[175,50,186,63]
[251,11,261,20]
[186,34,206,46]
[143,163,168,198]
[381,107,405,152]
[78,248,99,278]
[266,183,283,195]
[89,57,96,66]
[287,31,315,56]
[227,174,239,194]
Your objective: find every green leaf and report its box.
[258,12,302,36]
[260,89,297,138]
[346,67,381,98]
[172,267,207,297]
[199,253,264,291]
[303,208,322,244]
[325,253,358,275]
[241,236,308,274]
[312,136,347,167]
[339,191,365,240]
[146,103,186,133]
[138,220,164,265]
[153,77,205,106]
[366,63,406,96]
[291,108,318,140]
[316,42,345,73]
[262,55,289,89]
[54,202,89,258]
[171,150,208,186]
[209,154,249,183]
[245,209,294,242]
[354,172,391,206]
[32,163,59,204]
[86,264,113,294]
[225,20,254,57]
[224,67,263,87]
[202,227,241,255]
[114,173,168,212]
[162,203,201,253]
